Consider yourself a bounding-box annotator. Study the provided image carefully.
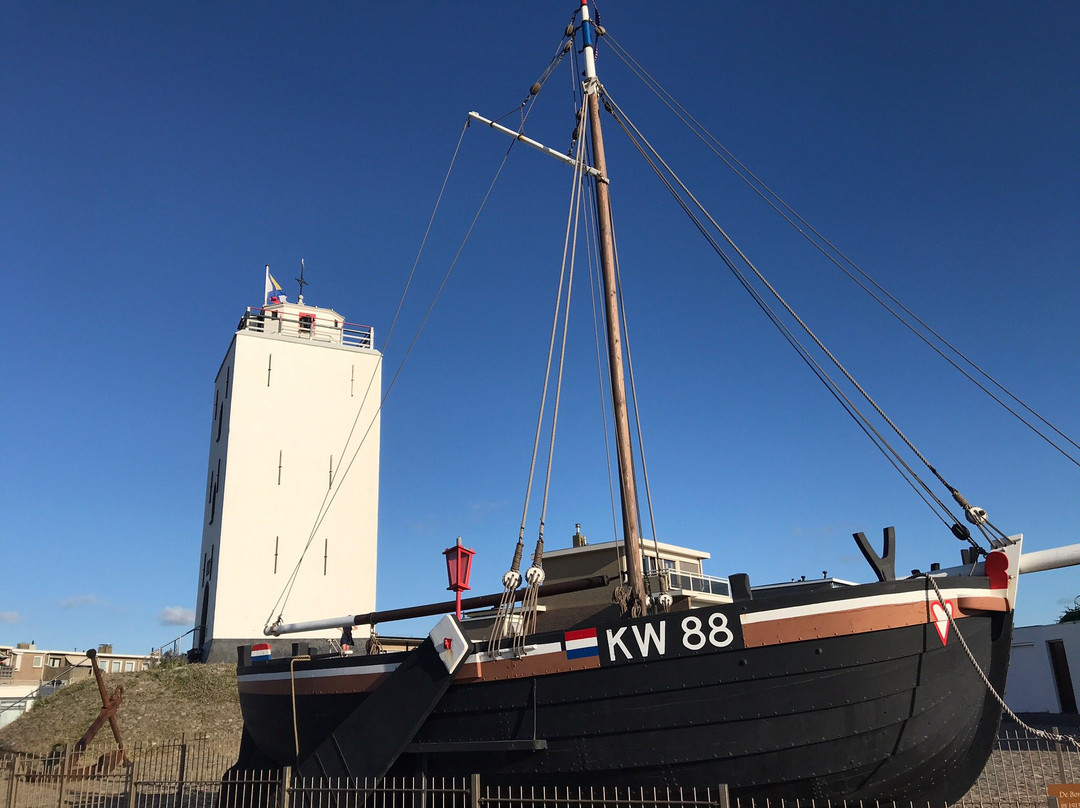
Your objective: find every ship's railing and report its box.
[239,307,374,349]
[647,570,732,599]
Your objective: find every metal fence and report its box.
[2,728,1077,808]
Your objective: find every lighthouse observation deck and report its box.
[238,304,374,350]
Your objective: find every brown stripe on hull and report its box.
[956,596,1010,615]
[741,600,972,648]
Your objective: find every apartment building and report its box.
[0,642,155,727]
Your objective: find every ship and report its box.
[229,2,1080,803]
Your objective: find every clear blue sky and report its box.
[2,2,1078,655]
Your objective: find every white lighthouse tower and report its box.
[195,269,381,662]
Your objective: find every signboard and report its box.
[1050,784,1080,808]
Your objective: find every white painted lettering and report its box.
[631,622,667,657]
[708,612,734,648]
[682,615,706,650]
[606,626,632,660]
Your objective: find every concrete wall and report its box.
[1005,621,1080,713]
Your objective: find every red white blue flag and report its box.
[251,643,272,663]
[564,628,599,660]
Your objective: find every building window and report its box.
[49,657,62,667]
[643,556,675,574]
[299,314,315,336]
[124,661,135,672]
[32,655,43,668]
[110,661,121,672]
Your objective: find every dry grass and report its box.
[0,660,242,756]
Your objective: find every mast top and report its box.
[579,0,599,83]
[575,1,650,617]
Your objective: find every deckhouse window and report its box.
[643,555,675,574]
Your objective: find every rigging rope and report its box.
[489,91,591,654]
[260,118,472,630]
[573,39,631,581]
[605,33,1080,474]
[600,89,1010,549]
[924,573,1080,752]
[609,204,667,604]
[266,98,541,631]
[582,175,627,591]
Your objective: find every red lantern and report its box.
[443,537,477,620]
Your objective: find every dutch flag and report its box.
[251,643,272,663]
[564,628,599,660]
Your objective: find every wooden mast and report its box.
[580,0,648,617]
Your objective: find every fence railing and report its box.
[646,570,732,599]
[1,727,1077,808]
[240,308,374,350]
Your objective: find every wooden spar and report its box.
[580,0,648,617]
[267,574,612,635]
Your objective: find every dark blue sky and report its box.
[2,2,1078,652]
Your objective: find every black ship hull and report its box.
[237,574,1014,804]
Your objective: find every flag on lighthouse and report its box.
[264,266,285,305]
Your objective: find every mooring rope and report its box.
[290,654,312,762]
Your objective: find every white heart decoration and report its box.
[930,601,953,646]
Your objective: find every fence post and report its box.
[126,758,137,808]
[470,773,481,808]
[717,783,730,808]
[279,765,291,808]
[4,756,16,808]
[55,743,68,808]
[175,736,188,807]
[1054,726,1067,783]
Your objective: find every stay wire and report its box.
[572,46,625,575]
[610,207,664,567]
[266,111,530,628]
[491,26,574,127]
[516,92,591,549]
[604,91,967,535]
[266,120,473,627]
[605,33,1080,471]
[581,162,625,574]
[536,139,587,547]
[606,92,970,534]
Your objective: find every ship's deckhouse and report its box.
[195,292,382,662]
